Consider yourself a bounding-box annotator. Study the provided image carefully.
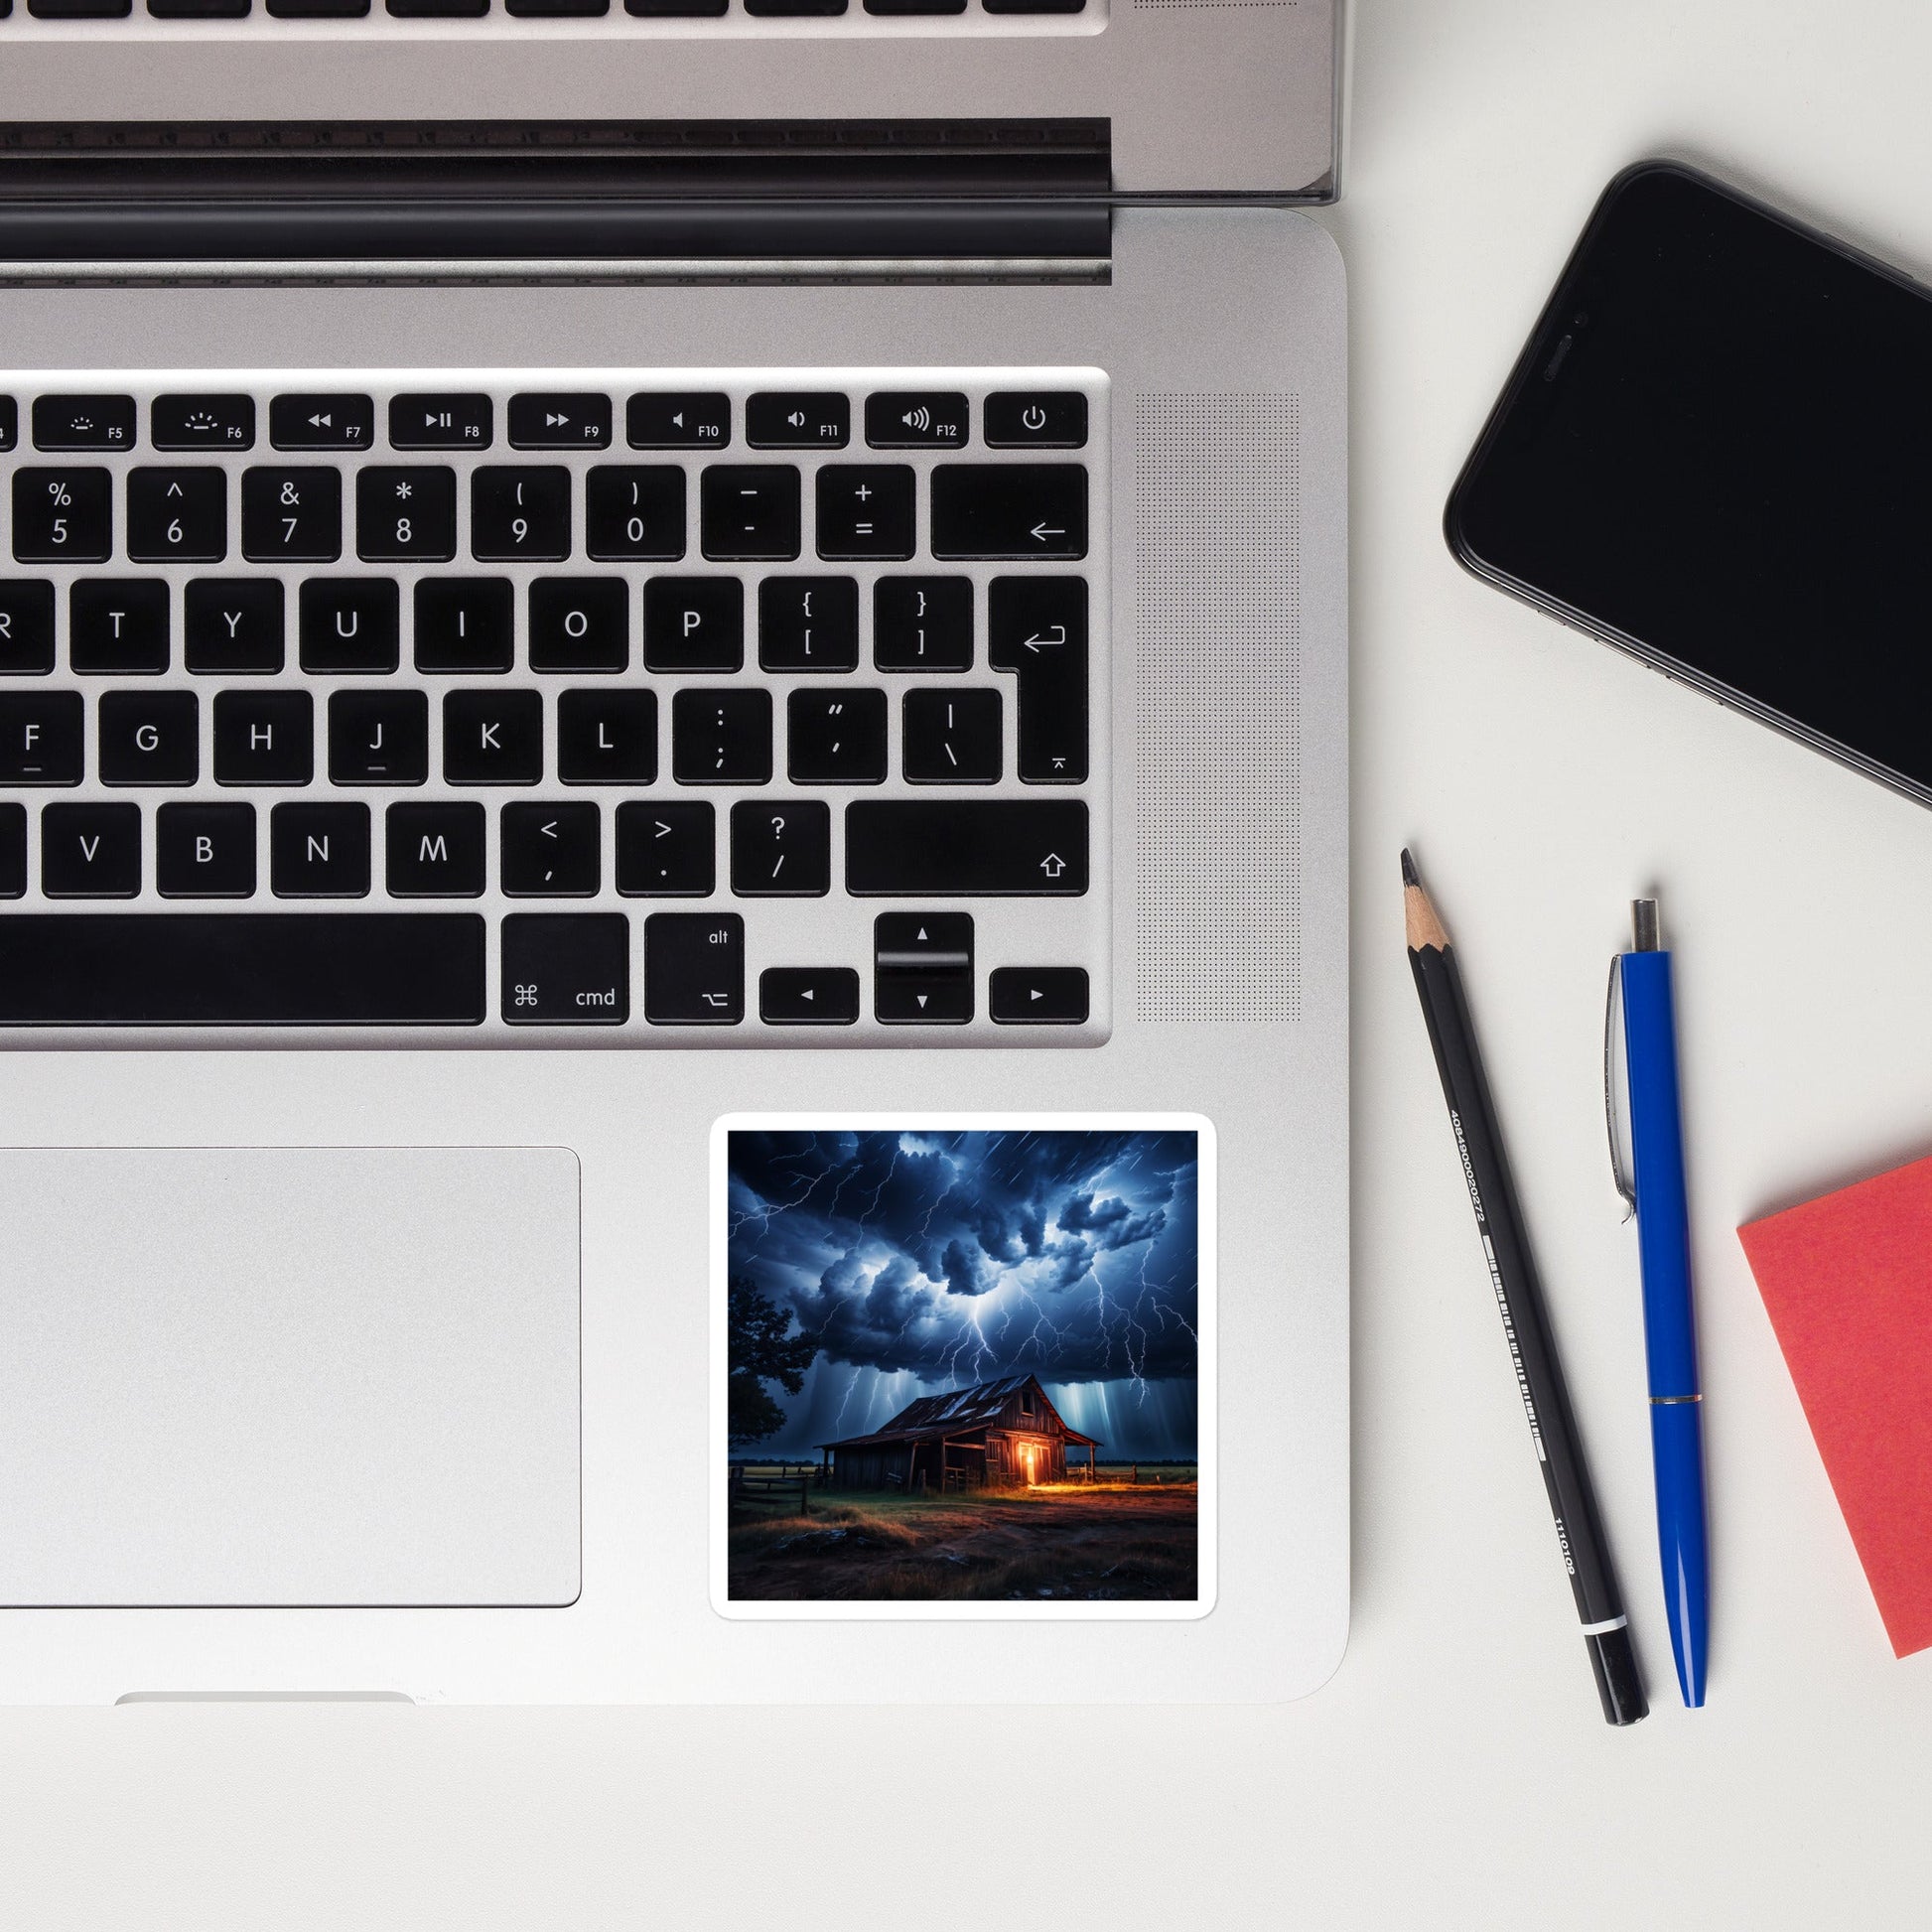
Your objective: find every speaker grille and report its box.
[1134,392,1302,1024]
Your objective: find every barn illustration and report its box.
[816,1373,1100,1493]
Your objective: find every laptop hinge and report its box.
[0,120,1111,284]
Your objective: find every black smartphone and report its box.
[1447,161,1932,805]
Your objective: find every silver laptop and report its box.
[0,17,1348,1703]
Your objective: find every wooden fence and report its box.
[729,1464,814,1516]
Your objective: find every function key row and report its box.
[10,0,1083,19]
[6,463,1089,565]
[0,390,1086,455]
[0,798,1088,899]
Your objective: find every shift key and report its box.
[845,800,1087,896]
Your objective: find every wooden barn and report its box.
[817,1373,1100,1494]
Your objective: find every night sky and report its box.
[727,1129,1200,1459]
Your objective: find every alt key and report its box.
[759,966,860,1026]
[989,966,1089,1025]
[500,911,630,1024]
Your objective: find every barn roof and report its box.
[816,1372,1100,1450]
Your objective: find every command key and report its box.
[500,912,630,1024]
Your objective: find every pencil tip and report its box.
[1400,848,1419,888]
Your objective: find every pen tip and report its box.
[1400,848,1419,888]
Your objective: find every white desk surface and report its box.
[9,2,1932,1924]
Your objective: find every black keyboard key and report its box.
[931,465,1087,560]
[746,0,843,10]
[846,799,1087,896]
[269,393,373,451]
[505,0,607,13]
[388,0,486,11]
[625,0,724,11]
[501,913,629,1024]
[627,392,730,449]
[816,465,915,561]
[242,467,342,563]
[787,687,887,785]
[152,394,255,452]
[983,390,1089,448]
[866,391,969,449]
[559,688,656,785]
[643,578,742,672]
[501,802,601,897]
[473,467,571,562]
[701,466,800,562]
[903,688,1001,785]
[186,579,285,674]
[0,913,483,1026]
[864,0,962,11]
[731,799,830,897]
[644,911,743,1024]
[414,578,515,674]
[329,690,428,785]
[127,468,227,564]
[0,803,26,898]
[389,393,492,451]
[874,910,973,1025]
[71,580,169,674]
[150,0,250,14]
[672,688,771,784]
[272,802,370,897]
[32,394,134,453]
[443,689,543,785]
[617,799,713,896]
[529,578,628,673]
[0,692,83,784]
[156,803,257,898]
[357,467,457,563]
[28,0,131,13]
[746,392,849,449]
[989,966,1090,1023]
[386,801,485,898]
[214,690,313,785]
[267,0,371,12]
[983,0,1086,11]
[759,577,858,672]
[988,575,1088,783]
[300,579,400,674]
[42,803,142,898]
[0,400,15,453]
[13,469,112,564]
[874,576,971,671]
[586,466,685,561]
[759,967,859,1026]
[0,581,56,675]
[100,690,199,786]
[508,393,612,451]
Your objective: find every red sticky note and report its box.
[1739,1155,1932,1658]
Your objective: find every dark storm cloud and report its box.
[727,1129,1198,1383]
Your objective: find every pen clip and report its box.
[1603,955,1636,1223]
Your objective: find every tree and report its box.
[728,1275,818,1448]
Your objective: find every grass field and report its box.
[726,1479,1199,1602]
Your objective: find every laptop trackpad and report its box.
[0,1147,580,1607]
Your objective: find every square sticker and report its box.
[712,1115,1214,1618]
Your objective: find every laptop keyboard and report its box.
[2,0,1088,23]
[0,367,1108,1041]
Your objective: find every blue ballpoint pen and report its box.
[1613,897,1710,1708]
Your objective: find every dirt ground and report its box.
[727,1483,1199,1602]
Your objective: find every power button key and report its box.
[983,391,1088,450]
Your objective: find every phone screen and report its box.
[1448,163,1932,798]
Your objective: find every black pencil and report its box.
[1403,849,1647,1726]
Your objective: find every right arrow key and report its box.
[929,464,1087,560]
[989,967,1090,1026]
